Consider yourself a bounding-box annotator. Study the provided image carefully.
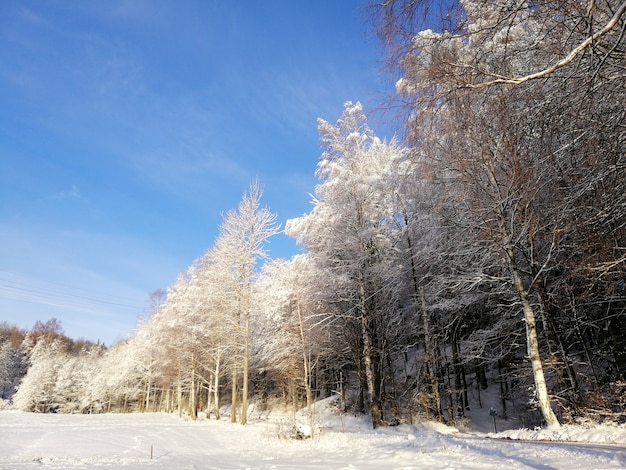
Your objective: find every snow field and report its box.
[0,405,625,469]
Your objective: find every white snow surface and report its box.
[1,400,625,469]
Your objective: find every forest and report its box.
[1,0,625,432]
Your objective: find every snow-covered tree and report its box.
[372,0,626,426]
[13,337,67,412]
[212,180,280,424]
[253,255,339,434]
[287,102,407,428]
[0,341,14,400]
[0,323,27,402]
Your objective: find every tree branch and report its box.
[467,0,626,87]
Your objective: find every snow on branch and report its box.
[467,0,626,87]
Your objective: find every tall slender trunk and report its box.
[239,260,253,425]
[498,360,508,419]
[241,313,249,425]
[189,353,197,420]
[230,362,238,423]
[510,265,560,426]
[420,288,442,421]
[144,377,151,413]
[206,381,213,418]
[177,379,182,417]
[451,334,465,418]
[498,217,560,427]
[362,315,383,428]
[360,281,384,428]
[213,352,221,420]
[297,301,314,436]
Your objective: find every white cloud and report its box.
[42,184,81,201]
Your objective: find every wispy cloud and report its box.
[0,0,387,344]
[42,184,82,202]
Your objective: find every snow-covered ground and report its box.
[1,401,625,469]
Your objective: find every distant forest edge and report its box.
[2,0,625,432]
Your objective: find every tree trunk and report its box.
[213,353,221,420]
[361,314,384,428]
[189,354,197,420]
[488,160,560,428]
[607,317,626,380]
[297,301,315,437]
[451,336,465,418]
[177,379,182,417]
[241,314,249,425]
[359,279,384,428]
[144,377,151,413]
[420,288,442,421]
[509,258,560,427]
[230,362,238,423]
[498,360,508,419]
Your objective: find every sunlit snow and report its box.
[1,400,624,469]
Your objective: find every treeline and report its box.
[2,0,625,429]
[0,319,102,408]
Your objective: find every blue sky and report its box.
[0,0,391,345]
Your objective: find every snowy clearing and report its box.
[1,406,625,470]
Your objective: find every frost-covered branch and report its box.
[467,0,626,87]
